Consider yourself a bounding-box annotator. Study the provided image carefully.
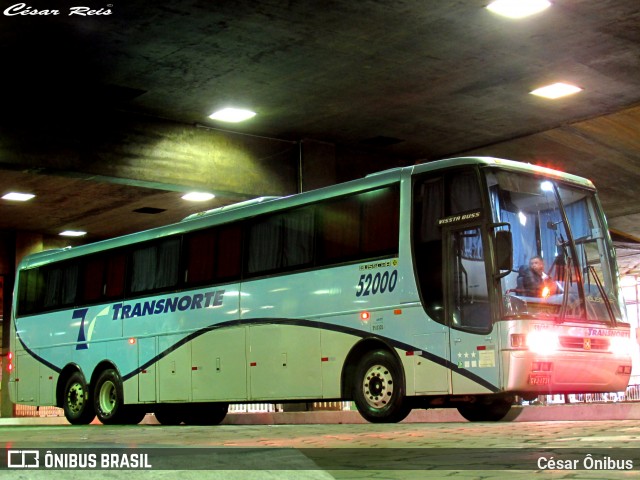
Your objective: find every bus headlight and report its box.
[609,336,633,355]
[526,330,560,355]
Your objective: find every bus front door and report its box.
[445,225,500,394]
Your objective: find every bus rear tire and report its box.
[63,372,96,425]
[457,399,512,422]
[352,349,411,423]
[94,368,135,425]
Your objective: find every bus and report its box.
[8,156,633,425]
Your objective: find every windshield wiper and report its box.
[588,265,617,326]
[558,255,572,323]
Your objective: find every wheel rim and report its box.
[67,382,86,414]
[98,380,117,416]
[362,364,394,409]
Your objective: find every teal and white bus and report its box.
[8,157,633,424]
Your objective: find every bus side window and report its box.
[105,252,126,299]
[246,207,314,276]
[130,238,181,294]
[318,196,360,264]
[216,224,241,281]
[361,186,400,257]
[185,223,242,286]
[185,228,217,285]
[246,214,285,275]
[18,268,44,315]
[43,262,79,309]
[83,255,106,303]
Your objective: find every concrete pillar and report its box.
[299,140,338,192]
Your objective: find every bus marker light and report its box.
[250,362,257,367]
[394,309,402,315]
[617,365,632,375]
[406,351,414,356]
[360,311,370,321]
[128,338,136,345]
[532,361,552,372]
[510,334,526,349]
[321,357,329,362]
[476,345,486,351]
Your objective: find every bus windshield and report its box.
[487,169,624,324]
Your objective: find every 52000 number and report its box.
[356,270,398,297]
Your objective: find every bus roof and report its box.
[16,156,594,270]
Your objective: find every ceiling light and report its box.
[208,108,256,123]
[2,192,35,201]
[182,192,215,202]
[487,0,551,19]
[530,82,582,99]
[60,230,87,237]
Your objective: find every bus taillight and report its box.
[6,352,13,375]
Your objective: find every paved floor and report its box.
[2,406,640,479]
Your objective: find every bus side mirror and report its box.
[494,230,513,274]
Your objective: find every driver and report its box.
[522,256,556,297]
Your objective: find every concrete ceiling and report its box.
[1,1,640,272]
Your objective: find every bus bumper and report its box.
[503,350,632,393]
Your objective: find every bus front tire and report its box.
[352,349,411,423]
[457,399,512,422]
[63,372,96,425]
[94,368,140,425]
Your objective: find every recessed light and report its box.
[208,108,256,123]
[487,0,551,19]
[60,230,87,237]
[530,82,582,99]
[182,192,215,202]
[2,192,35,201]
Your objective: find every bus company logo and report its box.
[7,450,39,468]
[111,290,225,320]
[437,211,481,226]
[3,3,113,16]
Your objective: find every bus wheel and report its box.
[457,399,512,422]
[63,372,96,425]
[93,369,128,425]
[353,350,411,423]
[182,403,229,426]
[154,406,183,425]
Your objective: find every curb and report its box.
[1,403,640,426]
